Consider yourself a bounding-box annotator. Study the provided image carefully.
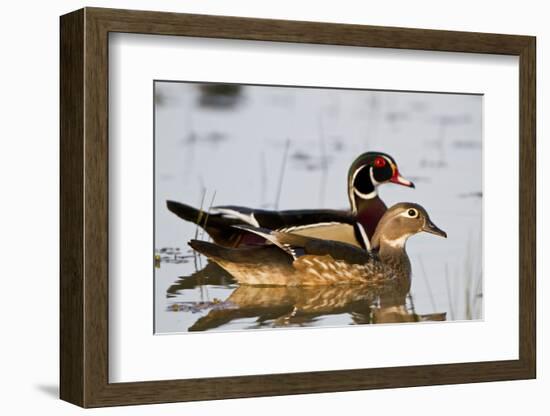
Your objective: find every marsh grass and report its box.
[200,190,217,242]
[417,256,437,311]
[192,188,207,272]
[461,231,482,320]
[407,293,419,321]
[274,139,291,209]
[444,264,456,320]
[318,114,329,208]
[416,229,482,321]
[260,150,267,207]
[445,231,483,320]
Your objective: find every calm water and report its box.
[154,82,482,333]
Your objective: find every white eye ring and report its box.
[406,208,418,218]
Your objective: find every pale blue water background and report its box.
[154,82,482,333]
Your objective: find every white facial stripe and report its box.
[350,165,378,204]
[351,164,366,185]
[349,166,362,214]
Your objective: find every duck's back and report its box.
[284,223,360,247]
[189,238,405,286]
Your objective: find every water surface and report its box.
[154,82,483,333]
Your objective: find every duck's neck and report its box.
[350,192,387,239]
[374,238,412,280]
[377,240,409,263]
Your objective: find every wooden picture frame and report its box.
[60,7,536,408]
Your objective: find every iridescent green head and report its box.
[347,151,414,213]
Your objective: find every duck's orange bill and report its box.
[390,171,415,188]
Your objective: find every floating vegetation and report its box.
[158,173,175,182]
[168,299,235,313]
[267,92,295,107]
[458,191,483,199]
[292,156,334,172]
[365,94,380,110]
[419,158,448,169]
[154,90,166,106]
[453,140,481,149]
[290,148,334,172]
[385,111,409,123]
[182,131,228,145]
[155,247,194,265]
[331,138,345,152]
[198,83,243,108]
[290,150,312,161]
[409,100,429,112]
[435,113,472,125]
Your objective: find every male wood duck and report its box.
[188,203,446,286]
[167,151,414,249]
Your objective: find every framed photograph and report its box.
[60,7,536,408]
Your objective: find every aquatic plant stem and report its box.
[274,138,290,210]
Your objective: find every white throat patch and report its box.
[381,234,411,248]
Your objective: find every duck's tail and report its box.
[188,239,279,263]
[188,239,295,285]
[167,200,208,225]
[167,201,242,247]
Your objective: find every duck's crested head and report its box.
[371,202,447,250]
[347,152,414,208]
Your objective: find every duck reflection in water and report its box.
[166,269,445,331]
[167,202,447,331]
[183,280,446,332]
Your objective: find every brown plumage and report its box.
[188,203,446,286]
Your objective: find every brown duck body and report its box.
[212,250,408,287]
[190,222,413,287]
[189,203,446,287]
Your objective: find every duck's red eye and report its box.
[374,157,386,168]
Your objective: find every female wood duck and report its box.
[167,151,414,249]
[188,203,446,286]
